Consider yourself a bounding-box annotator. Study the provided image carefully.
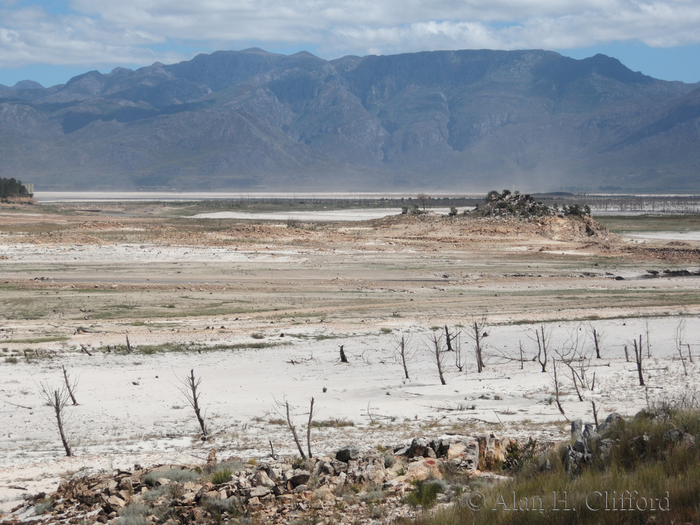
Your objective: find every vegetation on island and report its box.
[0,177,30,200]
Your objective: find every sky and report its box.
[1,0,699,88]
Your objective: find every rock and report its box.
[663,428,683,443]
[682,433,696,448]
[253,470,275,488]
[431,439,450,457]
[406,438,430,458]
[477,433,505,471]
[598,438,614,460]
[564,444,592,473]
[405,458,443,481]
[287,470,311,488]
[447,442,466,461]
[394,445,410,456]
[250,486,271,499]
[571,420,583,439]
[107,495,126,509]
[598,413,622,434]
[573,439,588,454]
[629,434,649,455]
[336,446,360,462]
[313,486,334,502]
[583,423,598,441]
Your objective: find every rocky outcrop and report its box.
[3,434,510,524]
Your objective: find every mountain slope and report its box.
[0,48,697,191]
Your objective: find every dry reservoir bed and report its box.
[1,203,700,513]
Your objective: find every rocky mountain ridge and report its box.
[1,48,698,192]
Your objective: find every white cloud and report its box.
[1,0,700,67]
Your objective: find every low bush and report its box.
[413,408,700,525]
[143,468,199,487]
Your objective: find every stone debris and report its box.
[1,434,509,524]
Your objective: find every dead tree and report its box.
[394,334,414,379]
[125,334,132,354]
[519,341,525,370]
[62,365,78,405]
[306,397,315,459]
[179,369,208,440]
[674,320,688,376]
[589,372,599,429]
[632,336,645,386]
[551,360,567,419]
[555,329,591,403]
[39,383,72,457]
[416,193,431,211]
[444,325,460,352]
[427,332,447,385]
[467,317,488,373]
[532,325,550,373]
[589,325,604,359]
[645,321,651,358]
[276,398,315,459]
[339,345,348,363]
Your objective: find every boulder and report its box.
[598,413,622,434]
[287,470,311,488]
[249,486,271,499]
[571,420,583,439]
[336,446,360,463]
[405,458,443,482]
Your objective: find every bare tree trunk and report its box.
[444,325,453,351]
[624,345,629,362]
[429,333,447,385]
[306,397,315,459]
[53,390,72,457]
[519,341,524,370]
[591,400,599,430]
[592,328,601,359]
[285,401,306,459]
[552,360,567,419]
[180,369,208,440]
[674,320,688,376]
[398,336,410,379]
[468,319,487,373]
[536,326,548,373]
[633,337,645,386]
[125,334,132,354]
[39,383,72,457]
[645,322,651,358]
[570,367,584,401]
[62,366,78,405]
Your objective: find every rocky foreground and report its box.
[3,433,512,525]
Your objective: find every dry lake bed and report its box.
[1,200,699,514]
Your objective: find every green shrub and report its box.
[404,480,443,509]
[211,467,232,484]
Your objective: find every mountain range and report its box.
[1,48,698,192]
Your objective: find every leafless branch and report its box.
[426,332,447,385]
[62,365,78,405]
[38,382,72,457]
[178,369,208,440]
